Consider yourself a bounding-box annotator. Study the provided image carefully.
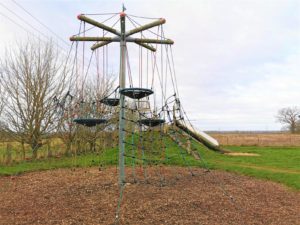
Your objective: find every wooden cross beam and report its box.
[70,14,174,52]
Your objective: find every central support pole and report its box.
[118,11,126,186]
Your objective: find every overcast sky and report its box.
[0,0,299,131]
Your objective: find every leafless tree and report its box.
[56,74,117,155]
[0,39,71,158]
[75,77,116,152]
[54,91,76,156]
[276,107,300,133]
[0,85,4,116]
[0,84,6,141]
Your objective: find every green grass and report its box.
[0,149,118,176]
[195,145,300,190]
[0,136,299,190]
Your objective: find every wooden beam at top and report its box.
[126,18,166,37]
[70,36,118,42]
[126,37,174,45]
[77,14,120,36]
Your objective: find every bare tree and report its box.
[276,107,300,133]
[55,91,76,156]
[0,84,6,141]
[56,73,116,155]
[74,77,116,152]
[0,84,4,116]
[0,39,71,158]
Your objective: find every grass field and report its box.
[199,146,300,190]
[0,136,299,190]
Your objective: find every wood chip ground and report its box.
[0,167,299,225]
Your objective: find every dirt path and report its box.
[0,167,299,225]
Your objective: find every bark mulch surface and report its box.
[0,167,299,225]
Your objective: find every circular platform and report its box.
[73,118,107,127]
[100,98,120,106]
[119,88,153,99]
[138,118,165,127]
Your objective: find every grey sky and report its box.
[0,0,299,131]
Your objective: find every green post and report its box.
[118,11,126,186]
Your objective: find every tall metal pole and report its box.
[118,11,126,186]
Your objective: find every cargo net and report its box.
[114,94,210,186]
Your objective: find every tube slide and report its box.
[174,120,228,154]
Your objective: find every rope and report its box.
[170,46,180,98]
[102,30,105,91]
[160,25,164,107]
[100,86,120,100]
[138,116,148,182]
[146,51,149,89]
[130,111,137,182]
[81,21,86,98]
[126,14,161,20]
[125,46,133,87]
[81,51,95,94]
[83,12,119,16]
